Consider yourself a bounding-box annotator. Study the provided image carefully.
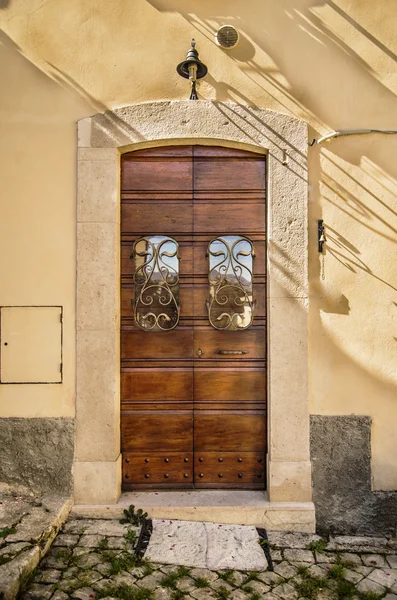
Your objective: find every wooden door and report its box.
[121,146,266,489]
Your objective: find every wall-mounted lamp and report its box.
[318,220,326,252]
[177,39,208,100]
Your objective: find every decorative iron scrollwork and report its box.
[132,235,180,331]
[207,236,254,331]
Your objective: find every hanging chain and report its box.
[321,251,325,281]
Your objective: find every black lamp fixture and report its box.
[177,39,208,100]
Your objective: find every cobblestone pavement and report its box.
[21,517,397,600]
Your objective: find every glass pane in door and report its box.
[207,235,254,331]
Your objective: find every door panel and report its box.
[194,370,266,402]
[122,413,193,451]
[123,452,193,488]
[193,452,265,488]
[194,203,265,234]
[121,330,193,360]
[194,412,266,451]
[194,156,265,192]
[121,203,193,234]
[120,145,266,490]
[121,370,193,401]
[193,330,265,360]
[121,146,193,191]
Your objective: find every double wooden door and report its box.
[121,146,266,489]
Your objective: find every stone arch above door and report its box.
[75,101,313,530]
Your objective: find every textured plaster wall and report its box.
[0,1,396,490]
[0,418,74,495]
[311,416,397,536]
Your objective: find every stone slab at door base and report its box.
[71,490,316,532]
[145,519,268,570]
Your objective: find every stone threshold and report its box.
[71,490,316,533]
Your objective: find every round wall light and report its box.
[215,25,240,49]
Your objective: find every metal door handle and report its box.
[197,348,203,358]
[216,350,248,355]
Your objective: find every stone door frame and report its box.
[74,101,313,522]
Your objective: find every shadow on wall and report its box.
[146,0,397,308]
[307,138,397,327]
[0,30,96,116]
[147,1,397,128]
[0,30,146,152]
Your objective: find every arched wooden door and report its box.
[121,145,266,489]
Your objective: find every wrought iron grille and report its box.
[132,235,180,331]
[207,235,254,331]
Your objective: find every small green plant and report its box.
[307,538,327,555]
[54,547,72,561]
[159,566,190,589]
[296,564,309,577]
[243,571,260,585]
[0,527,17,539]
[218,569,235,584]
[327,563,346,580]
[249,593,261,600]
[120,504,148,526]
[259,538,269,547]
[293,568,328,599]
[124,529,138,545]
[160,571,180,589]
[66,576,92,593]
[142,559,154,576]
[97,536,109,551]
[334,554,355,569]
[50,581,60,593]
[359,592,385,600]
[333,578,356,599]
[176,565,191,577]
[213,587,231,600]
[96,583,154,600]
[68,553,83,567]
[194,577,210,588]
[109,551,142,575]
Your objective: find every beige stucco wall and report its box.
[0,0,396,489]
